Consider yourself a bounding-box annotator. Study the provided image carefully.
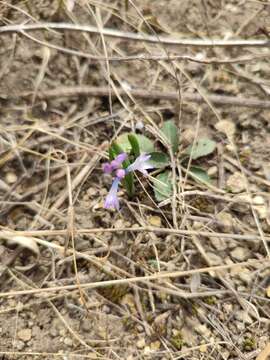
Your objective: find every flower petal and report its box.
[103,162,113,174]
[104,177,120,210]
[115,153,127,163]
[127,153,153,175]
[116,169,126,179]
[111,153,128,170]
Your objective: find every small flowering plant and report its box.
[103,151,153,210]
[103,121,217,209]
[103,127,174,210]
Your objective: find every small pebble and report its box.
[182,128,196,145]
[114,219,125,234]
[17,328,32,342]
[207,252,223,266]
[147,216,161,227]
[101,305,111,314]
[135,120,144,130]
[230,247,250,261]
[235,311,253,325]
[193,221,204,230]
[238,271,252,284]
[210,237,227,251]
[226,172,246,193]
[150,341,160,350]
[59,329,66,337]
[50,327,58,337]
[136,338,145,349]
[87,187,97,197]
[14,340,25,350]
[207,166,218,176]
[81,319,92,332]
[253,196,264,205]
[215,120,235,140]
[199,344,208,353]
[196,324,211,337]
[223,303,233,313]
[64,337,73,346]
[5,172,17,184]
[216,212,234,232]
[87,354,98,359]
[31,325,41,338]
[143,346,151,355]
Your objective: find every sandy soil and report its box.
[0,1,270,359]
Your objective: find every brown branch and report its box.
[1,227,270,242]
[19,86,270,109]
[0,259,268,298]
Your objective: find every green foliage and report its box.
[108,128,217,202]
[116,133,155,153]
[148,152,170,168]
[124,173,135,197]
[108,146,116,161]
[128,133,140,157]
[153,171,173,202]
[186,138,216,159]
[188,166,211,185]
[111,132,156,198]
[160,120,179,153]
[110,141,124,158]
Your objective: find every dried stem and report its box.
[1,22,270,48]
[19,86,270,109]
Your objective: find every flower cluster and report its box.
[103,153,153,210]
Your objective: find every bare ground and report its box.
[0,1,270,359]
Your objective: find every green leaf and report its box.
[128,134,140,157]
[153,171,173,202]
[148,152,170,168]
[110,141,125,156]
[116,133,155,154]
[114,134,131,153]
[185,138,216,160]
[160,120,179,153]
[123,172,134,197]
[188,166,211,185]
[136,134,155,153]
[108,146,116,161]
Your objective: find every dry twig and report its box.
[18,86,270,109]
[1,22,270,48]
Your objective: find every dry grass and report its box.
[0,0,270,359]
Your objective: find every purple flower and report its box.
[104,177,120,210]
[116,152,128,163]
[103,152,153,211]
[111,153,127,170]
[127,153,153,175]
[103,153,127,174]
[116,168,126,179]
[103,162,113,174]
